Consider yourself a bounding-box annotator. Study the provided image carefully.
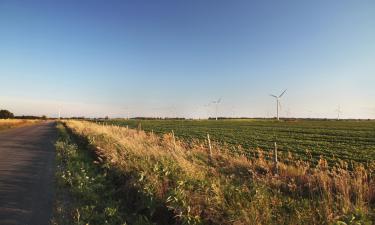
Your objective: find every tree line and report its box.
[0,109,47,120]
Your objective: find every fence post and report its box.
[172,130,176,149]
[274,142,279,174]
[207,133,213,160]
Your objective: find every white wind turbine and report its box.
[58,106,62,120]
[211,97,222,120]
[270,89,287,121]
[336,105,342,120]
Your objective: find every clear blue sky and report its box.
[0,0,374,118]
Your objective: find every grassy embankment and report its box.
[56,120,375,225]
[0,119,39,131]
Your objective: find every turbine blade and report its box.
[270,94,277,98]
[279,89,287,98]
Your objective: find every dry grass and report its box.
[0,119,39,130]
[64,120,375,225]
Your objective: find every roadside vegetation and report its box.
[53,123,129,225]
[103,119,375,164]
[0,109,48,131]
[61,120,375,225]
[0,119,39,131]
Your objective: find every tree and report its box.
[0,110,15,119]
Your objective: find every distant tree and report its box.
[41,115,47,120]
[0,109,15,119]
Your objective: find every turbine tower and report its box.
[270,89,287,121]
[336,105,342,120]
[211,98,222,120]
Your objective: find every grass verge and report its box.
[53,122,130,225]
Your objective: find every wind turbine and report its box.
[270,89,287,121]
[336,105,342,120]
[57,105,62,120]
[211,98,222,120]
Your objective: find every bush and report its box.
[0,109,14,119]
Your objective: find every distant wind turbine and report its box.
[211,97,222,120]
[270,89,287,121]
[336,105,342,120]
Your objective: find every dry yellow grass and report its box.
[0,119,39,130]
[64,120,375,224]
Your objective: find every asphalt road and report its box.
[0,122,57,225]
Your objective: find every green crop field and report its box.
[102,119,375,164]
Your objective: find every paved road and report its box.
[0,122,57,225]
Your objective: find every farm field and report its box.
[103,119,375,164]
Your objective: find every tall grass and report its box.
[53,123,128,225]
[104,119,375,164]
[0,119,39,130]
[64,120,375,224]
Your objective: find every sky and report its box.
[0,0,374,119]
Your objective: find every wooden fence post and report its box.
[274,142,279,174]
[172,130,176,149]
[207,133,213,160]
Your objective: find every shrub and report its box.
[0,109,14,119]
